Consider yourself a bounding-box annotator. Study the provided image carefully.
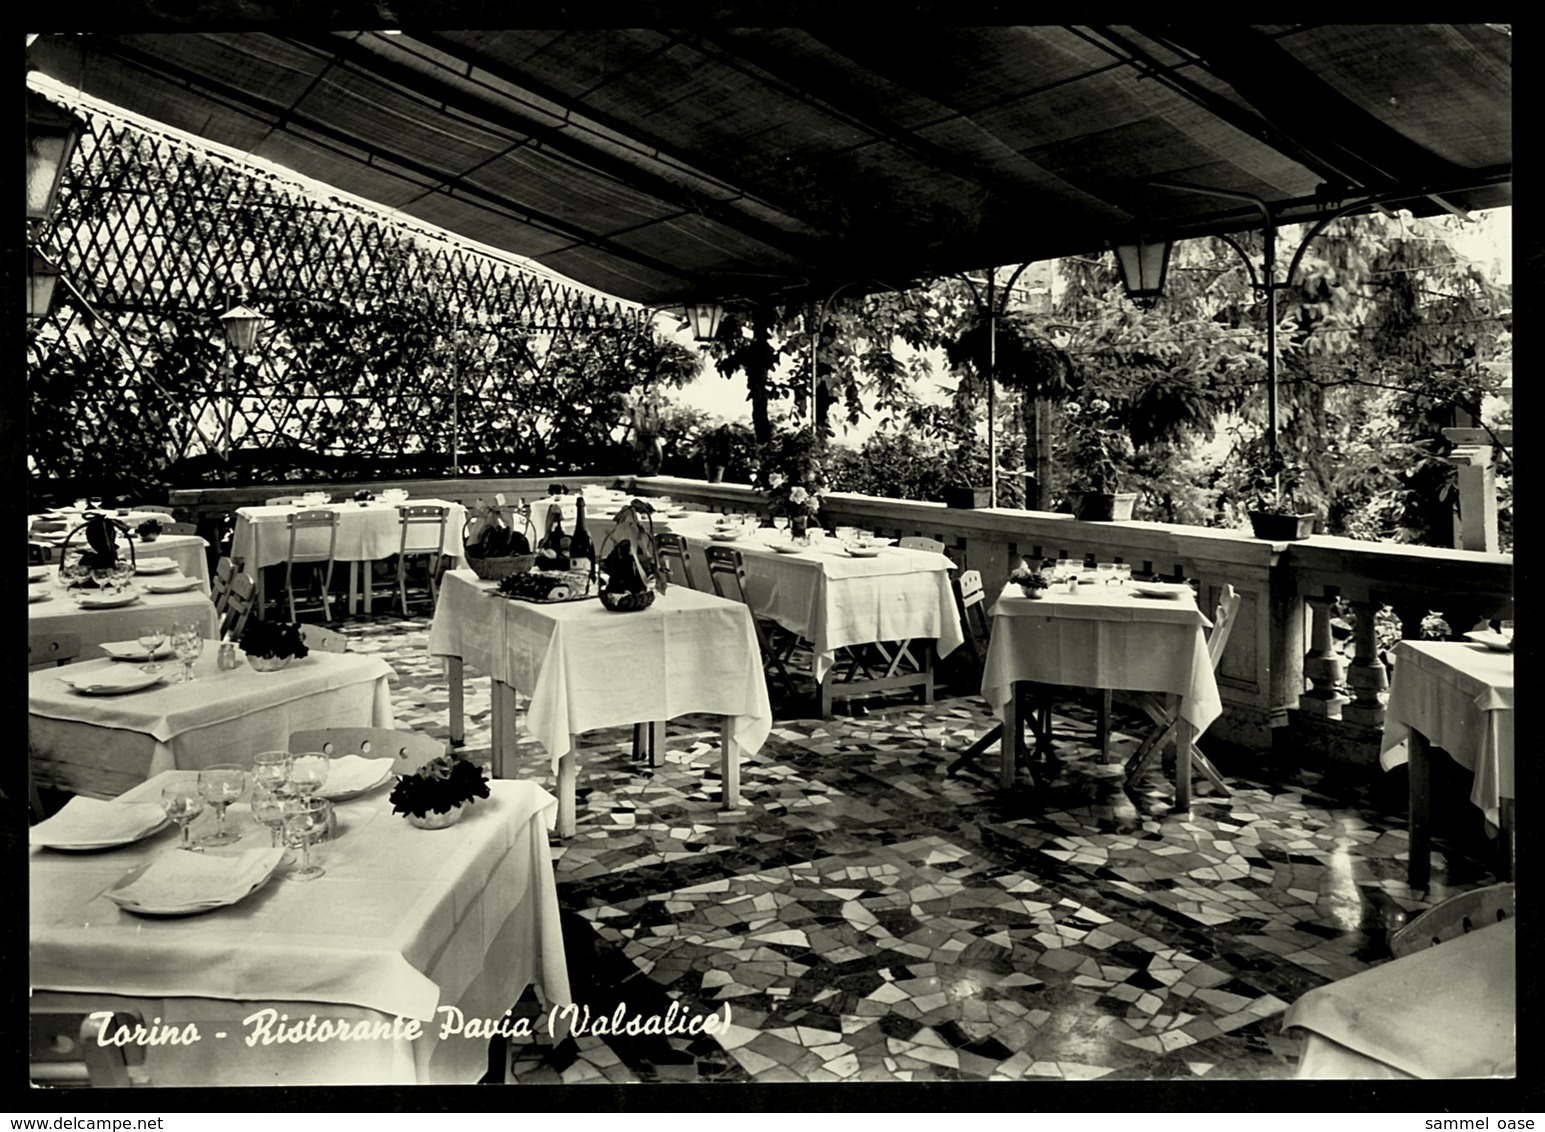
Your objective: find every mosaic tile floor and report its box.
[336,611,1507,1086]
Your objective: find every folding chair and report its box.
[1122,583,1240,805]
[282,509,338,622]
[265,495,302,506]
[30,1008,150,1088]
[289,726,443,773]
[220,572,258,640]
[211,556,237,618]
[28,633,81,671]
[655,531,697,590]
[159,521,198,535]
[1389,883,1514,958]
[704,544,798,697]
[394,504,449,616]
[129,504,176,515]
[298,624,350,654]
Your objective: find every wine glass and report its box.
[1115,563,1133,589]
[1097,561,1117,587]
[172,628,204,683]
[88,495,104,513]
[282,796,329,881]
[196,763,247,847]
[250,784,289,850]
[161,780,204,852]
[772,515,790,541]
[251,750,293,794]
[1056,557,1073,582]
[287,753,330,798]
[137,624,166,672]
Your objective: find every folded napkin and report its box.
[134,557,179,573]
[99,639,176,661]
[142,577,200,594]
[110,848,285,911]
[30,797,167,849]
[29,566,51,582]
[316,753,390,798]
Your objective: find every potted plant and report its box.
[757,430,828,538]
[389,749,491,829]
[1007,558,1052,598]
[135,518,163,542]
[240,620,310,671]
[353,488,375,507]
[698,423,734,483]
[1061,396,1137,521]
[1243,452,1316,541]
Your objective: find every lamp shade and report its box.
[685,302,724,342]
[27,90,83,226]
[1112,236,1173,309]
[219,304,265,353]
[27,251,61,321]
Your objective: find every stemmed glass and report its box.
[172,624,204,683]
[161,780,204,852]
[1115,563,1133,589]
[772,515,790,542]
[87,495,104,512]
[196,763,247,847]
[287,753,330,799]
[250,784,289,849]
[1098,561,1117,587]
[251,750,293,794]
[137,624,167,673]
[282,796,329,881]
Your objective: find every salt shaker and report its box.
[216,637,240,671]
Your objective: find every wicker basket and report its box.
[467,553,537,581]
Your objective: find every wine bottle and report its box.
[537,502,570,570]
[569,496,595,578]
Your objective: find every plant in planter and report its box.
[389,750,491,828]
[1061,396,1136,520]
[353,488,375,507]
[1007,558,1052,598]
[756,430,827,536]
[240,620,310,671]
[135,518,163,542]
[1241,451,1316,541]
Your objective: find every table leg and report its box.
[1000,681,1020,790]
[489,678,519,780]
[718,716,740,810]
[254,567,267,621]
[348,562,361,617]
[1498,797,1515,882]
[557,745,577,839]
[1097,690,1112,761]
[819,669,835,720]
[447,656,464,748]
[920,644,934,705]
[649,720,665,768]
[1174,712,1194,813]
[1408,729,1432,890]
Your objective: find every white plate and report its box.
[29,590,52,604]
[99,639,177,662]
[134,558,180,575]
[1464,630,1513,653]
[1130,582,1193,599]
[845,547,882,558]
[315,756,393,801]
[57,668,165,695]
[142,577,201,594]
[75,593,141,609]
[29,567,50,583]
[709,531,743,541]
[105,848,285,916]
[665,511,689,519]
[31,798,172,851]
[772,543,806,554]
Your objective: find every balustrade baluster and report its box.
[1341,599,1390,728]
[1299,594,1347,718]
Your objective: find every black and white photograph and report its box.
[21,16,1518,1109]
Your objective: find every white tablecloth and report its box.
[428,570,771,769]
[666,516,964,683]
[1380,641,1514,826]
[232,498,469,570]
[29,648,395,799]
[127,532,212,588]
[28,578,219,660]
[29,774,570,1086]
[982,587,1222,735]
[1283,918,1515,1079]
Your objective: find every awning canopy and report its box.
[27,24,1511,310]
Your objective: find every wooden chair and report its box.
[898,536,945,554]
[289,727,445,778]
[655,531,697,590]
[265,495,302,506]
[220,572,258,640]
[282,509,338,622]
[1389,883,1514,959]
[130,504,176,515]
[394,504,449,616]
[29,632,81,671]
[298,624,350,654]
[704,544,798,697]
[211,556,237,618]
[30,1008,150,1088]
[159,521,198,535]
[1122,583,1242,802]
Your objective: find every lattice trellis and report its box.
[27,95,665,490]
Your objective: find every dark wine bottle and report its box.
[537,502,570,570]
[569,496,595,577]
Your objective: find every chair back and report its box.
[703,545,751,606]
[211,556,237,615]
[656,532,696,590]
[899,536,946,554]
[265,496,302,506]
[30,1008,147,1088]
[220,572,257,640]
[285,509,338,565]
[29,633,81,669]
[398,504,449,556]
[130,504,176,515]
[1390,883,1515,958]
[29,542,53,565]
[289,727,445,778]
[298,624,349,653]
[160,521,198,535]
[1206,585,1242,671]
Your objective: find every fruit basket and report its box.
[469,553,538,581]
[463,496,536,580]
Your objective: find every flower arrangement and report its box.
[135,518,163,542]
[240,620,310,661]
[389,750,491,820]
[353,488,374,506]
[1060,396,1131,494]
[757,430,828,520]
[1008,558,1052,597]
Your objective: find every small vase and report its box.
[246,654,293,672]
[406,803,465,830]
[1018,584,1045,599]
[790,515,809,542]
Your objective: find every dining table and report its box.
[1380,639,1515,889]
[429,569,773,838]
[231,497,469,616]
[981,582,1222,802]
[28,573,219,659]
[29,521,211,588]
[1282,917,1515,1078]
[28,644,396,801]
[29,771,571,1086]
[659,513,965,717]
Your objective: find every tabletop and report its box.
[29,772,570,1086]
[429,569,772,769]
[232,497,469,570]
[28,575,218,656]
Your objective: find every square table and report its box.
[1282,918,1514,1079]
[29,772,570,1086]
[664,516,965,716]
[982,585,1222,804]
[232,499,469,616]
[429,569,772,837]
[29,646,396,800]
[28,577,219,659]
[1380,640,1515,889]
[127,532,212,589]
